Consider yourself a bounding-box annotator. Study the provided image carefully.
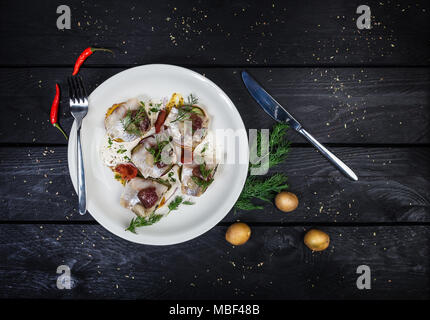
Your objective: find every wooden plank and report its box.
[0,0,429,66]
[0,224,428,299]
[0,67,428,144]
[1,146,428,222]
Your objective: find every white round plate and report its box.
[68,64,249,245]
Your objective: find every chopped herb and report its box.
[123,155,131,161]
[191,176,213,192]
[121,104,148,135]
[126,213,163,233]
[155,178,171,188]
[108,137,113,148]
[171,94,201,123]
[171,106,194,123]
[235,123,290,211]
[117,148,127,154]
[146,139,170,164]
[199,163,212,179]
[150,107,160,112]
[249,122,290,169]
[184,94,198,106]
[235,173,288,211]
[183,201,194,205]
[167,196,183,214]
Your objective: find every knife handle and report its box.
[298,128,358,181]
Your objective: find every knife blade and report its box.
[241,71,358,181]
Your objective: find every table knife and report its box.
[241,71,358,181]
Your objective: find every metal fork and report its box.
[68,76,88,215]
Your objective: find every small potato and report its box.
[304,229,330,251]
[225,222,251,245]
[275,191,299,212]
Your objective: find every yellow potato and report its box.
[275,191,299,212]
[225,222,251,246]
[304,229,330,251]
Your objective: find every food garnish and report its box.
[191,176,213,192]
[235,123,290,211]
[167,196,183,214]
[121,103,149,135]
[126,213,164,233]
[49,83,68,140]
[146,138,171,165]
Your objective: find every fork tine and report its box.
[67,77,75,101]
[70,76,80,102]
[76,76,88,101]
[73,76,83,103]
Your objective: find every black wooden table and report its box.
[0,0,429,300]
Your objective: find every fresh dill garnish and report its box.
[146,139,170,164]
[126,213,164,233]
[117,148,127,154]
[171,94,200,123]
[121,105,148,135]
[184,94,198,106]
[234,174,288,210]
[150,107,160,112]
[123,155,131,161]
[199,163,212,180]
[107,137,113,148]
[249,123,290,169]
[192,176,214,192]
[167,196,183,214]
[235,123,290,211]
[171,106,194,123]
[183,200,195,205]
[167,172,176,182]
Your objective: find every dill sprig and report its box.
[191,176,214,192]
[126,213,164,233]
[171,94,200,123]
[235,122,290,211]
[234,174,288,210]
[184,94,198,106]
[249,123,290,169]
[146,139,170,164]
[167,196,183,214]
[126,195,195,233]
[121,103,148,135]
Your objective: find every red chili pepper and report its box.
[50,83,68,140]
[72,47,114,76]
[154,110,167,133]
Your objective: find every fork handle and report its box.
[76,119,87,215]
